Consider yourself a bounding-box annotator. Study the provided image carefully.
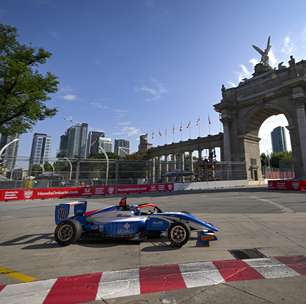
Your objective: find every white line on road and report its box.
[249,196,294,213]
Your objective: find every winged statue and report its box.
[252,36,271,66]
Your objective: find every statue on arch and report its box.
[252,36,271,67]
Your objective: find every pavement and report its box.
[0,187,306,303]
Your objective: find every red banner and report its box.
[0,183,174,201]
[268,180,306,191]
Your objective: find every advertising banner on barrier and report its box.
[0,183,174,201]
[268,179,306,191]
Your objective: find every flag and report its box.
[159,130,162,137]
[196,117,200,126]
[179,122,183,132]
[151,132,154,139]
[186,121,191,128]
[208,115,211,125]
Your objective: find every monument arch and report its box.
[214,38,306,180]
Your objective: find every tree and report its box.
[0,24,59,135]
[30,164,42,177]
[43,161,53,172]
[270,151,292,168]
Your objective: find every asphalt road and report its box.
[0,188,306,303]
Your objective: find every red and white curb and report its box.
[0,255,306,304]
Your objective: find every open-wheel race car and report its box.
[54,198,219,248]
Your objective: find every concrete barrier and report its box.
[174,180,265,191]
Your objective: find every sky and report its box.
[1,0,306,161]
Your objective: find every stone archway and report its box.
[214,57,306,180]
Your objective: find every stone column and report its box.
[165,155,169,182]
[295,102,306,176]
[157,156,162,182]
[221,116,232,162]
[152,158,156,183]
[189,151,194,172]
[198,149,202,161]
[181,153,185,182]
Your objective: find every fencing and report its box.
[2,157,294,190]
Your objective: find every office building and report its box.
[271,126,288,153]
[114,139,130,157]
[87,131,105,156]
[0,134,19,172]
[98,137,112,153]
[138,134,152,153]
[29,133,51,171]
[59,123,88,158]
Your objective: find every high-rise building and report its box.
[59,123,88,159]
[0,134,19,172]
[98,137,113,153]
[29,133,51,171]
[138,134,152,153]
[87,131,105,156]
[271,126,288,153]
[58,134,68,157]
[114,139,130,157]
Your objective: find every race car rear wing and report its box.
[55,201,87,224]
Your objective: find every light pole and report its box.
[0,138,19,159]
[63,157,73,180]
[0,138,19,177]
[98,146,109,185]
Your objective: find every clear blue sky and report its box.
[1,0,306,159]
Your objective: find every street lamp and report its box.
[63,157,73,180]
[98,146,109,185]
[0,138,19,159]
[0,138,19,177]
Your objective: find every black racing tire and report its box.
[168,222,190,248]
[54,219,82,246]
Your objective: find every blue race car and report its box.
[54,198,219,248]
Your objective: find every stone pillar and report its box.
[189,151,194,172]
[295,101,306,177]
[181,153,185,182]
[198,149,202,161]
[165,155,169,182]
[175,154,180,171]
[152,158,156,183]
[221,117,232,162]
[157,156,162,182]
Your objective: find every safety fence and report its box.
[0,183,174,201]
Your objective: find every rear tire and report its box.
[54,219,82,246]
[168,222,190,248]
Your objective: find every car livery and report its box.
[54,200,219,248]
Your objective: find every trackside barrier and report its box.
[268,179,306,191]
[0,183,174,201]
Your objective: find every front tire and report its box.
[54,219,82,246]
[168,222,190,248]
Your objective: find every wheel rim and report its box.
[170,226,186,243]
[58,224,74,242]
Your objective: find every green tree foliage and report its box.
[30,164,42,177]
[43,161,53,172]
[270,151,292,168]
[0,24,59,135]
[261,151,293,168]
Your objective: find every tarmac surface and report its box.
[0,187,306,303]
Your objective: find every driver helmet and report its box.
[119,196,127,207]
